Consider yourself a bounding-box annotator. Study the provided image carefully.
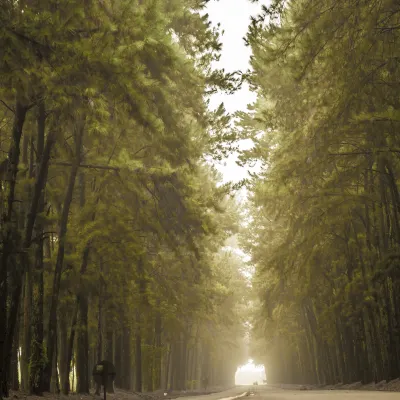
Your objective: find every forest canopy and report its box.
[2,0,400,396]
[242,0,400,386]
[0,0,248,398]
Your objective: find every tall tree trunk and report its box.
[63,303,79,395]
[165,343,172,390]
[0,100,28,399]
[334,317,346,383]
[89,340,95,390]
[59,313,68,394]
[94,292,103,396]
[76,293,89,393]
[50,321,60,394]
[173,339,182,390]
[97,297,103,363]
[29,234,45,394]
[114,333,123,388]
[170,342,176,391]
[187,345,192,386]
[135,312,142,392]
[29,100,47,395]
[102,330,114,394]
[154,310,162,390]
[195,341,202,389]
[384,279,399,379]
[122,328,131,390]
[135,256,145,392]
[43,126,83,391]
[21,270,32,392]
[180,333,187,390]
[75,171,91,394]
[105,330,114,363]
[191,341,198,388]
[6,121,56,397]
[19,279,28,391]
[10,313,19,391]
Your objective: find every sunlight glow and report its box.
[235,359,266,385]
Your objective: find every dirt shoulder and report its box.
[4,386,244,400]
[269,378,400,392]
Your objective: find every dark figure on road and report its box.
[202,377,209,391]
[93,360,116,395]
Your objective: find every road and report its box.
[244,385,400,399]
[177,387,249,400]
[178,385,400,400]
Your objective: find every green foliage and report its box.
[0,0,248,395]
[242,0,400,385]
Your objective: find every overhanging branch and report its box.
[52,161,119,171]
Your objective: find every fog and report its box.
[235,360,266,385]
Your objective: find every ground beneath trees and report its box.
[248,386,400,399]
[4,386,246,400]
[271,378,400,392]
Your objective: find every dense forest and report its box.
[244,0,400,388]
[3,0,400,397]
[0,1,249,398]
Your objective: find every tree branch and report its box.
[0,100,15,114]
[328,149,400,156]
[52,161,120,171]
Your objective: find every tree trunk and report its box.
[334,317,346,383]
[154,311,162,390]
[59,314,68,393]
[135,256,145,392]
[165,343,172,390]
[76,293,89,393]
[384,279,399,379]
[180,333,187,390]
[105,330,114,363]
[21,275,31,391]
[10,313,19,391]
[76,171,90,394]
[191,341,198,388]
[63,303,78,395]
[100,331,115,393]
[172,339,181,390]
[114,333,122,388]
[135,313,142,392]
[29,100,47,395]
[6,120,56,397]
[43,126,83,391]
[89,340,95,390]
[53,326,60,394]
[122,328,131,390]
[195,341,202,389]
[6,122,56,382]
[29,235,45,394]
[302,306,318,384]
[97,298,103,362]
[0,100,28,399]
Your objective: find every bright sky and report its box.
[235,359,266,385]
[206,5,266,375]
[206,0,262,184]
[205,0,263,269]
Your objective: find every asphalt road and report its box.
[178,387,249,400]
[245,385,400,399]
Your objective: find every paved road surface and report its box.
[179,387,248,400]
[247,385,400,399]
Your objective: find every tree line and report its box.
[0,0,248,398]
[242,0,400,386]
